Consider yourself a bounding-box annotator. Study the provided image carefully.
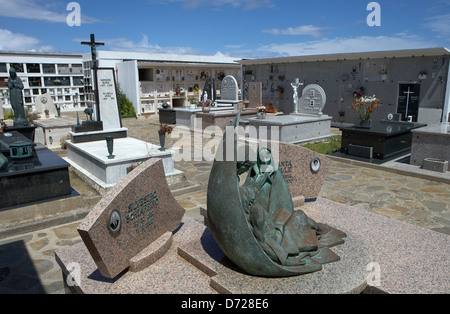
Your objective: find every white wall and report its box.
[443,62,450,122]
[116,60,140,115]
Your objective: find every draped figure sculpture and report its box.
[207,111,346,277]
[9,68,28,127]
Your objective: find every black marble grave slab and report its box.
[0,131,34,155]
[1,125,36,142]
[0,148,72,209]
[158,108,177,125]
[72,121,104,133]
[340,121,427,160]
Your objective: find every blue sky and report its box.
[0,0,449,59]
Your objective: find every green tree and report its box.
[117,83,137,118]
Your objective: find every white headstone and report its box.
[35,93,57,118]
[221,75,238,101]
[0,98,4,120]
[97,68,122,130]
[298,84,327,116]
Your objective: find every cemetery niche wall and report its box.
[238,48,450,125]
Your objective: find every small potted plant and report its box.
[188,96,198,109]
[175,87,185,96]
[158,123,174,151]
[256,105,266,119]
[265,101,277,114]
[202,99,212,113]
[418,71,427,80]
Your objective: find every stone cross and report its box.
[81,34,104,70]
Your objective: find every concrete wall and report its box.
[242,55,450,124]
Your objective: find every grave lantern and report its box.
[9,141,33,160]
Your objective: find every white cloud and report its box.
[226,34,438,59]
[423,13,450,37]
[0,29,54,52]
[0,0,101,24]
[157,0,273,10]
[99,34,197,55]
[262,25,327,38]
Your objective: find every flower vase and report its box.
[159,133,166,151]
[202,106,210,113]
[355,119,372,129]
[105,136,115,159]
[256,112,266,119]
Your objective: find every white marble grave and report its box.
[66,68,182,193]
[248,83,333,144]
[248,114,332,144]
[65,137,183,194]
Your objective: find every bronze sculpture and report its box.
[207,111,346,277]
[8,68,28,127]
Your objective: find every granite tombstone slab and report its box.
[77,158,185,278]
[277,142,331,202]
[248,82,262,108]
[410,123,449,171]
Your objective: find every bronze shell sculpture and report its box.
[207,111,346,277]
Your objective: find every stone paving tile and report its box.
[0,113,449,294]
[320,161,450,233]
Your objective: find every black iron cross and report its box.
[81,34,104,69]
[81,34,105,120]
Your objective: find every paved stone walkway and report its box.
[0,114,448,294]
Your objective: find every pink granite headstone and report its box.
[276,142,331,201]
[78,158,185,279]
